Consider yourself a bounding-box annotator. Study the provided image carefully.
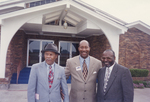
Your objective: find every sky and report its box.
[81,0,150,25]
[0,0,150,26]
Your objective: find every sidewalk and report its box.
[0,84,150,102]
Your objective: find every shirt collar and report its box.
[79,55,90,63]
[107,62,115,71]
[45,62,55,69]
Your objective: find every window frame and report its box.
[58,41,79,66]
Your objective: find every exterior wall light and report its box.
[63,21,68,29]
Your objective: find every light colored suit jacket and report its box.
[28,61,69,102]
[65,55,102,102]
[97,63,134,102]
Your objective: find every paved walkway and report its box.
[0,84,150,102]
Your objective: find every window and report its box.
[29,0,59,7]
[27,39,54,66]
[58,41,79,66]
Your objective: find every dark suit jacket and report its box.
[97,63,134,102]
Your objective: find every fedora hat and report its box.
[41,43,60,55]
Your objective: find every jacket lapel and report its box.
[104,63,118,95]
[101,67,106,92]
[39,61,49,90]
[74,56,85,82]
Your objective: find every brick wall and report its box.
[119,28,150,77]
[0,30,27,86]
[86,35,111,60]
[6,30,26,77]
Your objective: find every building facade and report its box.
[0,0,150,89]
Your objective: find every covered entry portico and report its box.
[0,0,127,86]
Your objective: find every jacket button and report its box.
[85,83,86,84]
[84,90,86,92]
[83,98,85,100]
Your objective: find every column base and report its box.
[0,83,10,90]
[0,78,10,90]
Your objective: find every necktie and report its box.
[104,68,110,93]
[82,60,88,80]
[48,65,54,88]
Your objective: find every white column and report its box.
[90,19,127,63]
[106,34,120,63]
[0,15,39,78]
[87,19,125,63]
[100,25,124,63]
[0,17,24,78]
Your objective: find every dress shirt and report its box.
[79,55,90,71]
[104,62,115,79]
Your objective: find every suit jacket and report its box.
[97,63,134,102]
[65,55,102,102]
[28,61,69,102]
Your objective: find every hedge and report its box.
[130,69,149,77]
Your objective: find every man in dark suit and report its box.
[97,49,134,102]
[28,43,69,102]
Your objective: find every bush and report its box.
[130,69,149,77]
[146,81,150,88]
[133,80,150,88]
[133,83,144,88]
[133,80,146,87]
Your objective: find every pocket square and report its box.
[93,71,97,74]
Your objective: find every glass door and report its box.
[59,41,79,66]
[27,40,40,66]
[27,39,53,67]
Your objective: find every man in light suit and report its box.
[65,40,102,102]
[28,43,69,102]
[97,49,134,102]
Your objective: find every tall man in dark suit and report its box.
[65,40,102,102]
[97,49,134,102]
[28,43,69,102]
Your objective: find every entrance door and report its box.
[58,41,79,66]
[27,39,54,67]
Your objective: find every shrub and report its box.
[133,80,150,88]
[133,83,144,88]
[130,69,149,77]
[146,81,150,88]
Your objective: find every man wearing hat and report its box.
[28,43,69,102]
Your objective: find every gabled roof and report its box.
[0,0,127,25]
[0,0,150,35]
[126,20,150,35]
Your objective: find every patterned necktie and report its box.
[82,60,88,80]
[104,67,110,93]
[48,65,54,88]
